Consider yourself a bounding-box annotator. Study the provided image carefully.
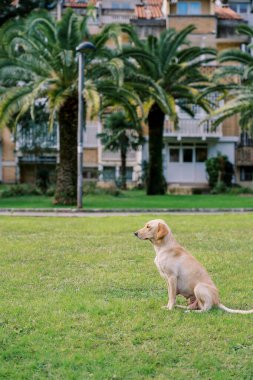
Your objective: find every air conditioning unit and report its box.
[170,0,178,4]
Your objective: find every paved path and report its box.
[0,208,253,217]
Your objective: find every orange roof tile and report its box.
[214,6,242,20]
[145,0,163,5]
[135,5,163,19]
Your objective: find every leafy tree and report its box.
[0,0,57,26]
[121,25,216,194]
[97,111,144,189]
[0,10,141,205]
[212,25,253,134]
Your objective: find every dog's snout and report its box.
[134,231,138,237]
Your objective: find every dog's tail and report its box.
[218,303,253,314]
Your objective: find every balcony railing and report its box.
[236,146,253,166]
[101,150,137,161]
[16,123,58,153]
[164,119,222,138]
[100,15,132,24]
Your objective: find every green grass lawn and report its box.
[0,214,253,379]
[0,189,253,209]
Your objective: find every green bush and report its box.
[45,185,56,197]
[211,181,227,194]
[228,186,253,195]
[0,184,42,198]
[83,182,122,197]
[206,154,234,189]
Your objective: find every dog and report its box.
[135,219,253,314]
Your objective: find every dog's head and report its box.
[134,219,170,242]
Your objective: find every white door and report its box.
[167,145,208,184]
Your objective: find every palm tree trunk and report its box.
[147,103,166,195]
[54,96,78,205]
[120,148,127,190]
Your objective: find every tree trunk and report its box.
[120,148,127,190]
[54,96,78,205]
[147,103,166,195]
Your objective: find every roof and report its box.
[144,0,163,5]
[64,0,97,8]
[214,5,242,20]
[135,5,163,19]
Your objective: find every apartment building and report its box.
[1,0,252,189]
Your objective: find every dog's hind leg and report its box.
[193,283,219,312]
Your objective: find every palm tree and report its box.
[97,111,144,190]
[210,25,253,134]
[0,10,141,204]
[121,25,216,194]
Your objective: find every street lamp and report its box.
[76,41,96,209]
[56,0,64,21]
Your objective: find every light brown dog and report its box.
[135,219,253,314]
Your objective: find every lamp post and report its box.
[56,0,64,21]
[76,41,96,209]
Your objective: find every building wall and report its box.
[1,127,16,183]
[208,139,237,164]
[168,16,216,35]
[222,115,240,137]
[217,41,246,51]
[83,148,98,166]
[102,0,136,9]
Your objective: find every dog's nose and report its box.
[134,232,138,237]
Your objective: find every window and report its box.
[239,3,248,12]
[230,3,250,13]
[196,147,208,162]
[83,167,99,180]
[112,2,131,9]
[103,166,116,181]
[177,1,201,15]
[240,166,253,181]
[120,167,133,181]
[169,148,180,162]
[126,167,133,181]
[183,148,193,163]
[177,2,187,14]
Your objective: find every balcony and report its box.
[100,14,132,24]
[16,124,58,153]
[101,150,137,161]
[164,119,222,139]
[236,146,253,166]
[168,15,216,34]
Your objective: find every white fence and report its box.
[164,119,222,138]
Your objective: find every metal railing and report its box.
[101,150,137,161]
[164,119,222,138]
[100,15,132,24]
[16,124,58,152]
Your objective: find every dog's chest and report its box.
[154,255,173,279]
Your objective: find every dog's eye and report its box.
[146,225,150,229]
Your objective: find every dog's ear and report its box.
[156,223,169,240]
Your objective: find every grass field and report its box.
[1,189,253,209]
[0,214,253,379]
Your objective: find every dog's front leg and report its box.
[166,276,177,310]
